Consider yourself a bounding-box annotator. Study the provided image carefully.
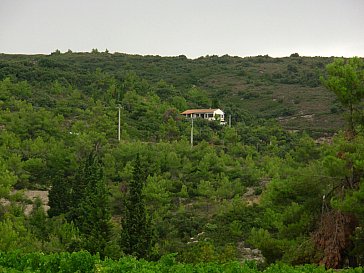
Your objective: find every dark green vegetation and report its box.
[0,52,364,270]
[0,251,362,273]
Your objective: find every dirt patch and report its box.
[243,187,261,205]
[23,190,50,216]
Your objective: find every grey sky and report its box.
[1,0,363,58]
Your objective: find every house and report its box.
[181,108,225,123]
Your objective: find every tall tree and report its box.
[68,152,111,256]
[48,174,72,217]
[321,57,364,135]
[121,154,153,258]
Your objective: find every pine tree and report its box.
[121,154,153,258]
[321,57,364,135]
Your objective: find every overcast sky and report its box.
[0,0,363,58]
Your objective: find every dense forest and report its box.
[0,51,363,272]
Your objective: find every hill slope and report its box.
[0,52,344,133]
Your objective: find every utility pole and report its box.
[190,116,194,148]
[118,104,121,142]
[229,115,232,128]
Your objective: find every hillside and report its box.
[1,52,363,269]
[0,52,344,134]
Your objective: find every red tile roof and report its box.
[181,109,218,115]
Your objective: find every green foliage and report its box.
[187,86,211,108]
[0,251,362,272]
[321,57,364,133]
[0,53,343,134]
[229,220,244,236]
[121,154,153,258]
[0,216,41,252]
[72,153,111,256]
[249,132,364,267]
[0,160,17,198]
[48,175,72,217]
[1,52,363,269]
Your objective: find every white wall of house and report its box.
[181,109,225,123]
[212,109,225,122]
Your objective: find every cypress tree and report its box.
[48,173,72,217]
[69,152,111,256]
[121,154,153,258]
